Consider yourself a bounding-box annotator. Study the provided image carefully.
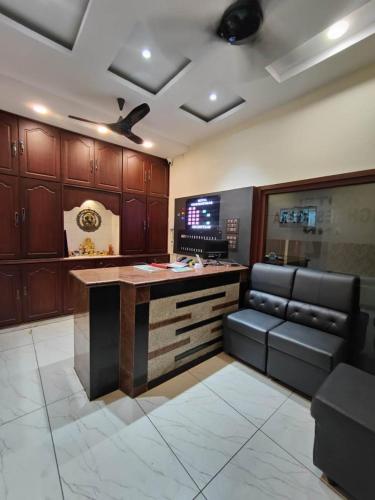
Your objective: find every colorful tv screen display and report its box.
[279,206,317,227]
[186,195,220,230]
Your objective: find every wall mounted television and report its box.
[186,195,221,230]
[279,206,317,227]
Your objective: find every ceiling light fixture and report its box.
[97,125,109,134]
[32,104,48,114]
[209,93,217,101]
[143,140,154,148]
[142,48,151,60]
[327,20,349,40]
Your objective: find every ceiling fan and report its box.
[68,98,150,144]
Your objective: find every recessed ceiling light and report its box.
[327,20,349,40]
[97,125,109,134]
[209,93,217,102]
[32,104,48,114]
[143,140,154,148]
[142,48,151,60]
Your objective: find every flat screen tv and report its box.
[186,195,220,230]
[279,206,317,227]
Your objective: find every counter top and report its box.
[71,264,248,287]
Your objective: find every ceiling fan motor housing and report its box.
[217,0,263,45]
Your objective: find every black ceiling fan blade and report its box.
[119,103,150,130]
[122,131,144,145]
[68,115,104,125]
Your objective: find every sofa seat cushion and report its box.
[225,309,284,345]
[268,321,347,372]
[311,363,375,434]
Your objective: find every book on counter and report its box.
[150,262,188,270]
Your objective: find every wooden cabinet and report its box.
[0,111,19,176]
[0,175,21,259]
[123,151,169,197]
[0,266,22,327]
[123,151,147,195]
[19,119,60,180]
[148,157,169,197]
[22,262,61,321]
[147,197,168,254]
[94,141,122,192]
[21,179,62,258]
[62,132,95,187]
[122,195,147,254]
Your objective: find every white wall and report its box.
[169,63,375,251]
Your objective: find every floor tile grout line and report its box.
[0,404,47,429]
[31,335,66,500]
[133,398,203,494]
[188,366,292,431]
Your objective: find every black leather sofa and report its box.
[224,263,359,396]
[311,363,375,500]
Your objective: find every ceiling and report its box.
[0,0,374,159]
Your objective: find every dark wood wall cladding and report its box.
[63,186,121,215]
[0,108,169,328]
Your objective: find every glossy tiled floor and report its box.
[0,316,345,500]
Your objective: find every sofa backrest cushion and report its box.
[245,290,288,319]
[287,300,351,339]
[292,268,359,314]
[251,263,296,299]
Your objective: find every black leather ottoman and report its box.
[311,363,375,500]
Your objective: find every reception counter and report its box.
[71,264,248,399]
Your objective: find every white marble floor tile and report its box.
[0,344,45,425]
[48,390,199,500]
[137,371,200,414]
[32,318,74,344]
[0,407,62,500]
[35,335,82,405]
[138,382,257,490]
[0,328,33,352]
[203,431,341,500]
[261,393,321,477]
[0,315,73,335]
[191,360,291,427]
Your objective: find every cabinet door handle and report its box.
[15,211,19,227]
[143,220,147,232]
[147,217,150,230]
[95,159,98,171]
[16,289,21,301]
[19,140,24,155]
[23,286,27,297]
[21,208,26,223]
[144,170,147,184]
[90,159,94,173]
[11,141,18,157]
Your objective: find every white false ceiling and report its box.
[0,0,374,159]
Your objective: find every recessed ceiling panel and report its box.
[180,88,246,123]
[108,22,192,95]
[0,0,89,50]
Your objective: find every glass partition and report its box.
[265,182,375,373]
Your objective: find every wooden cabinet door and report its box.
[22,262,61,321]
[94,141,122,192]
[0,175,21,259]
[122,195,147,254]
[123,151,147,195]
[147,196,168,254]
[19,119,60,180]
[0,111,19,176]
[148,158,169,197]
[63,261,93,314]
[61,132,95,187]
[0,266,22,327]
[21,179,62,258]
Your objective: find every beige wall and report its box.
[169,63,375,251]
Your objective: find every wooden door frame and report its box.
[250,168,375,266]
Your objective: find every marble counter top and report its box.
[71,264,248,287]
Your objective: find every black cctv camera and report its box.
[217,0,263,45]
